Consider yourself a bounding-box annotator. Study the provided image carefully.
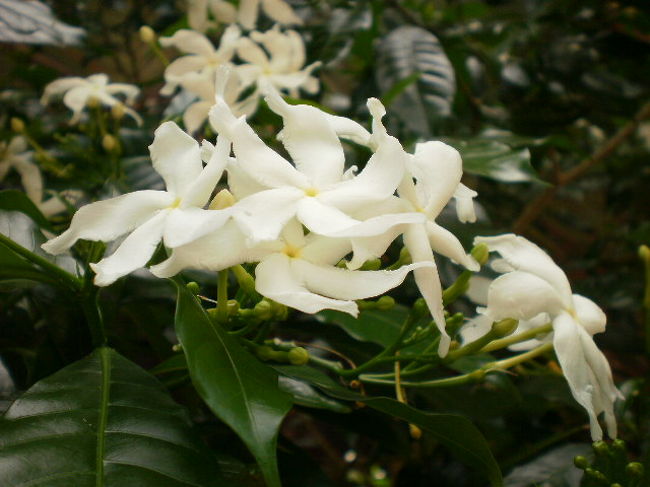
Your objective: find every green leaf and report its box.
[275,365,502,486]
[376,26,456,136]
[173,280,293,487]
[317,305,409,348]
[278,375,352,413]
[0,189,51,230]
[448,139,541,183]
[0,347,224,486]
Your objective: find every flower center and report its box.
[169,197,182,209]
[283,244,302,259]
[304,187,319,197]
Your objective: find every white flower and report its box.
[41,74,141,125]
[159,25,240,96]
[152,218,430,316]
[187,0,237,32]
[237,0,303,30]
[473,233,621,440]
[209,81,422,243]
[235,25,320,100]
[188,0,303,31]
[0,136,42,204]
[41,122,231,286]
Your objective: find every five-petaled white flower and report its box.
[41,122,231,285]
[41,74,141,125]
[187,0,302,32]
[472,233,621,441]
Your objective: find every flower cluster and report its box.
[160,4,318,133]
[42,75,476,355]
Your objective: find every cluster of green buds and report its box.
[574,440,646,487]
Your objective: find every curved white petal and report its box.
[261,0,302,25]
[183,100,211,134]
[410,141,463,218]
[237,0,260,30]
[62,85,91,123]
[552,312,619,440]
[12,156,43,203]
[182,134,231,208]
[163,207,233,248]
[41,191,173,254]
[454,183,478,223]
[301,235,353,266]
[323,113,372,147]
[237,37,269,66]
[209,99,309,189]
[151,221,270,277]
[296,197,359,236]
[163,55,210,87]
[209,0,237,23]
[327,212,425,239]
[255,253,359,315]
[105,83,139,103]
[426,221,479,271]
[148,121,203,198]
[460,314,493,345]
[233,187,303,242]
[348,225,403,270]
[265,89,344,186]
[90,210,168,286]
[484,271,566,321]
[226,160,266,199]
[40,77,85,104]
[474,234,573,308]
[295,258,431,302]
[572,294,607,336]
[404,224,448,355]
[160,29,215,57]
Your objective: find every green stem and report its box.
[81,281,106,347]
[217,269,229,324]
[0,233,82,290]
[481,323,553,352]
[360,343,554,388]
[640,245,650,354]
[269,339,344,373]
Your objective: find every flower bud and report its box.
[102,134,118,152]
[491,318,518,337]
[287,347,309,365]
[470,243,489,266]
[360,258,381,271]
[139,25,156,43]
[254,299,273,320]
[573,456,589,469]
[584,468,606,482]
[376,296,395,311]
[255,345,275,361]
[592,440,609,456]
[186,282,200,294]
[639,244,650,261]
[10,117,25,133]
[409,424,422,440]
[171,343,182,352]
[209,189,236,210]
[625,462,644,477]
[111,102,126,120]
[227,299,240,315]
[412,298,428,318]
[232,265,256,295]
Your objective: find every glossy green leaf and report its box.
[173,281,293,487]
[0,347,224,486]
[275,365,502,486]
[449,139,541,183]
[376,26,456,136]
[317,305,409,348]
[0,189,51,230]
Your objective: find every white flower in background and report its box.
[236,25,320,100]
[41,122,231,286]
[159,25,240,96]
[0,136,81,217]
[153,218,431,316]
[187,0,302,31]
[472,233,621,441]
[41,74,141,125]
[187,0,237,32]
[209,81,422,243]
[0,136,42,204]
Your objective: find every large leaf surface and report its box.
[0,347,223,486]
[376,25,456,136]
[173,281,292,487]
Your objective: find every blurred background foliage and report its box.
[1,0,649,486]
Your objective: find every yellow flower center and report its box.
[283,244,302,259]
[304,188,319,197]
[169,197,182,209]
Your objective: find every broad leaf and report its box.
[448,139,541,183]
[376,25,456,136]
[0,347,223,486]
[173,281,293,487]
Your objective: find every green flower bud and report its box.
[593,440,609,456]
[639,244,650,261]
[209,189,235,210]
[10,117,25,133]
[256,345,275,361]
[360,258,381,271]
[573,456,589,470]
[111,102,126,120]
[491,318,519,337]
[625,462,644,477]
[287,347,309,365]
[376,296,395,311]
[584,468,607,482]
[398,246,411,264]
[611,439,626,451]
[186,282,200,294]
[412,298,428,317]
[254,299,273,320]
[171,343,182,352]
[227,299,240,315]
[470,243,490,265]
[86,96,100,109]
